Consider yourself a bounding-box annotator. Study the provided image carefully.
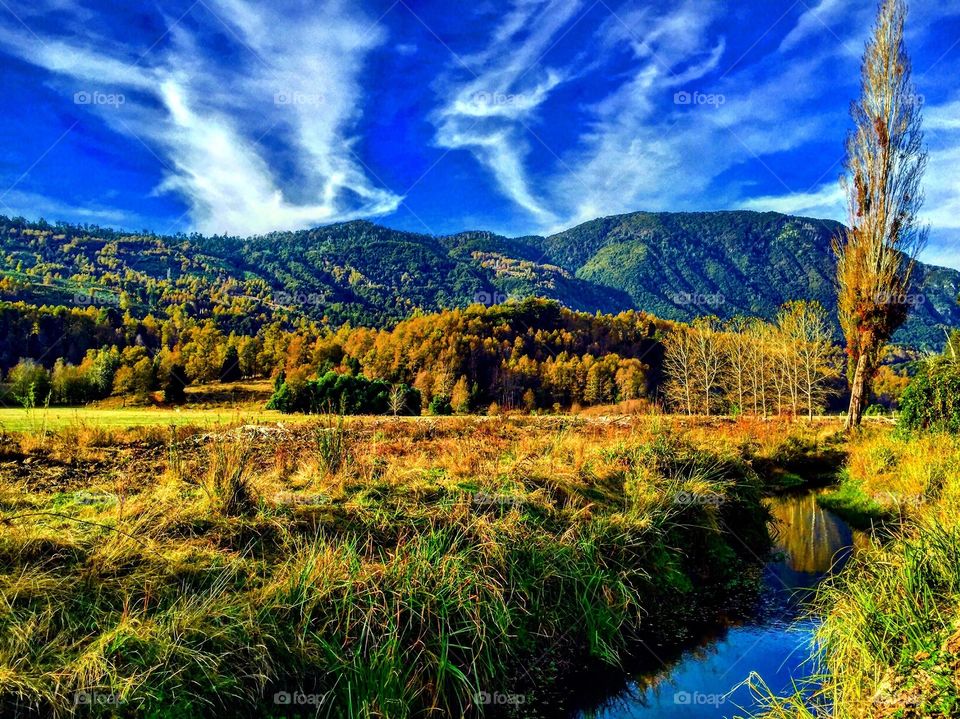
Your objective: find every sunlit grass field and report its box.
[0,415,839,718]
[0,406,305,432]
[0,380,289,432]
[2,406,954,717]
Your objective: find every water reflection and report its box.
[577,492,857,719]
[768,492,853,574]
[763,492,855,617]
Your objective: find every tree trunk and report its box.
[846,353,869,430]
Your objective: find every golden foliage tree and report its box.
[835,0,927,429]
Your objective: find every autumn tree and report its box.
[835,0,927,429]
[451,375,471,413]
[724,317,752,414]
[778,301,840,419]
[746,320,773,417]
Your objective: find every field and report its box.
[2,410,957,718]
[0,407,285,433]
[0,382,289,432]
[0,413,845,718]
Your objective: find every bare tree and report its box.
[690,318,726,416]
[388,384,406,417]
[768,322,789,416]
[836,0,927,429]
[663,325,696,415]
[724,317,752,415]
[746,319,772,417]
[781,301,841,419]
[774,304,806,417]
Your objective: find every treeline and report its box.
[3,296,919,415]
[0,299,668,411]
[272,300,666,413]
[267,372,422,416]
[662,301,843,417]
[0,300,324,406]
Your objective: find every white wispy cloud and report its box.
[432,0,585,224]
[431,0,857,234]
[0,0,401,235]
[552,0,832,230]
[778,0,856,53]
[738,183,846,220]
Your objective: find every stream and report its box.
[576,491,859,719]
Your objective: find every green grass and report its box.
[816,473,895,530]
[0,417,791,718]
[0,406,307,432]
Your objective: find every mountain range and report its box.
[1,210,957,349]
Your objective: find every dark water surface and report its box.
[577,492,856,719]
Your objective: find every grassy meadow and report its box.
[0,381,288,433]
[3,407,958,718]
[0,413,844,718]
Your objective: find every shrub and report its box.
[314,414,351,475]
[203,436,257,516]
[268,371,420,415]
[428,394,453,416]
[898,359,960,433]
[163,364,188,405]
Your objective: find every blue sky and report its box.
[1,0,959,266]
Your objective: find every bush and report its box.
[898,359,960,433]
[204,437,257,516]
[267,371,421,415]
[6,358,51,407]
[314,414,351,475]
[428,394,453,416]
[163,364,188,405]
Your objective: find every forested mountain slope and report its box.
[1,210,956,349]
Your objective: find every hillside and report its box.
[1,210,957,349]
[537,211,960,348]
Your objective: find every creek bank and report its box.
[568,490,857,719]
[506,441,851,717]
